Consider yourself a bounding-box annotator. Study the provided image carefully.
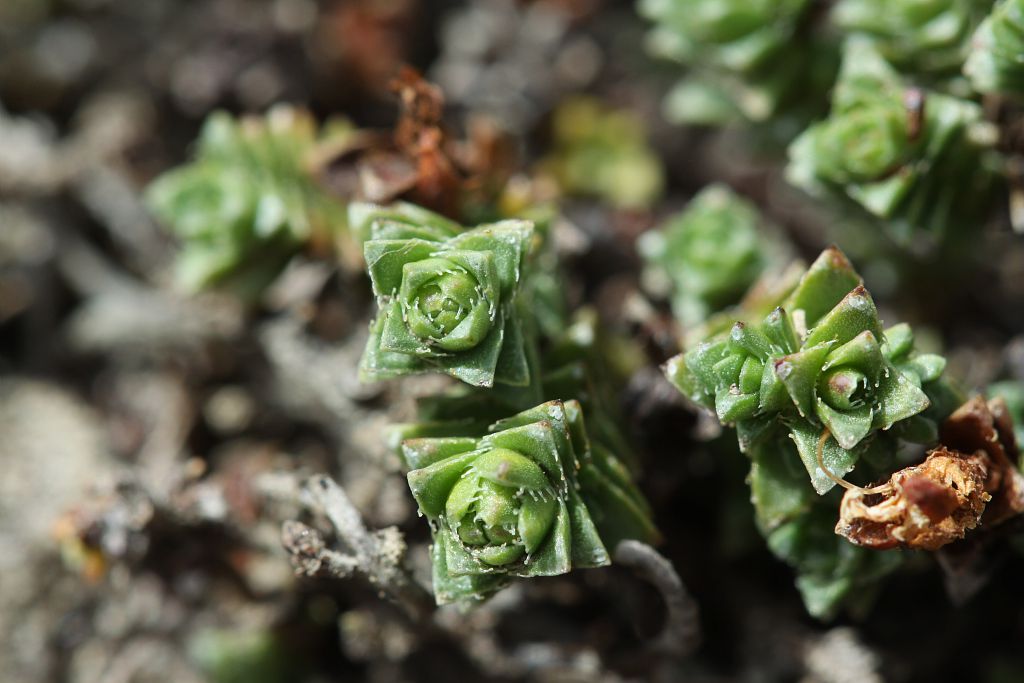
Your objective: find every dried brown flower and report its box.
[836,395,1024,551]
[311,68,518,221]
[835,448,990,550]
[940,395,1024,525]
[390,67,445,153]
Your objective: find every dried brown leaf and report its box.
[389,66,445,153]
[835,448,989,551]
[940,395,1024,525]
[308,69,517,220]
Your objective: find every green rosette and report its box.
[638,0,835,129]
[360,214,535,388]
[665,247,952,494]
[639,185,771,329]
[146,106,352,301]
[834,0,989,82]
[402,400,658,605]
[787,39,998,246]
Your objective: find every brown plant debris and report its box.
[939,395,1024,526]
[312,67,517,221]
[835,448,990,551]
[837,396,1024,551]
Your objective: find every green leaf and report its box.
[349,201,460,243]
[821,330,884,382]
[965,0,1024,96]
[782,247,861,327]
[788,421,862,495]
[748,436,815,532]
[775,342,834,419]
[400,437,479,470]
[804,286,883,348]
[872,362,932,429]
[815,400,873,450]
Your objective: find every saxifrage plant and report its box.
[146,106,353,301]
[402,400,658,604]
[360,214,536,388]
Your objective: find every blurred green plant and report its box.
[638,0,836,131]
[146,106,354,302]
[638,184,785,329]
[833,0,989,84]
[965,0,1024,95]
[787,40,999,246]
[401,399,658,605]
[189,628,291,683]
[538,97,664,209]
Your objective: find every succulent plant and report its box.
[666,247,952,495]
[146,106,353,301]
[964,0,1024,95]
[766,502,906,619]
[401,400,658,604]
[638,0,835,128]
[833,0,989,82]
[639,184,777,329]
[539,97,664,210]
[787,39,999,245]
[665,245,967,617]
[360,214,537,388]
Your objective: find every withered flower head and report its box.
[837,395,1024,551]
[835,448,989,551]
[940,395,1024,526]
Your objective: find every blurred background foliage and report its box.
[3,1,1024,682]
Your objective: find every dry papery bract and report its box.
[312,67,513,220]
[835,448,988,551]
[940,396,1024,526]
[836,396,1024,550]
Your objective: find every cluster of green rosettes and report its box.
[146,106,352,301]
[355,203,657,605]
[639,0,1011,248]
[666,247,950,494]
[403,400,657,604]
